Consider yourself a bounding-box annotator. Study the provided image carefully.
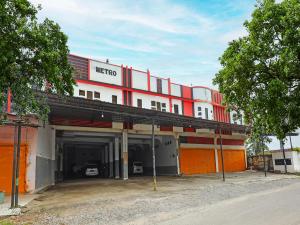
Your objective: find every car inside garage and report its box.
[128,134,178,177]
[55,130,121,181]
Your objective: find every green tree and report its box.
[246,136,270,156]
[214,0,300,141]
[0,0,75,121]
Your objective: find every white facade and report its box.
[193,87,212,102]
[272,150,300,173]
[90,60,122,86]
[172,99,183,115]
[132,92,170,111]
[171,83,181,97]
[150,76,157,92]
[132,70,148,91]
[194,102,213,120]
[74,82,123,104]
[161,79,169,95]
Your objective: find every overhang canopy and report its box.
[44,93,248,133]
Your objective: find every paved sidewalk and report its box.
[161,181,300,225]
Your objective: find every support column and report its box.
[114,137,120,179]
[175,134,180,176]
[122,131,128,180]
[105,145,109,178]
[214,135,219,173]
[109,142,114,178]
[218,127,225,182]
[152,120,157,191]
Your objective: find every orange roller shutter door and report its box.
[180,148,216,175]
[0,145,27,194]
[218,149,246,172]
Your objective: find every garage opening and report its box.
[55,131,121,182]
[128,135,178,177]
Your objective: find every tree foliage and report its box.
[214,0,300,140]
[0,0,75,121]
[246,136,270,156]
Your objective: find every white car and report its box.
[85,164,99,176]
[133,161,143,175]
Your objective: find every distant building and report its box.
[271,149,300,173]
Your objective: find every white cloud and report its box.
[29,0,255,88]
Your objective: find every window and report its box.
[275,159,292,165]
[157,79,162,93]
[233,113,238,124]
[79,90,85,96]
[137,99,142,108]
[161,103,166,112]
[151,101,156,110]
[174,104,179,114]
[123,91,128,105]
[157,102,162,111]
[205,108,209,119]
[94,92,100,99]
[112,95,117,104]
[87,91,93,100]
[197,106,202,118]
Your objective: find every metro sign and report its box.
[96,66,117,76]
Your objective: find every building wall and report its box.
[192,87,212,102]
[272,151,300,173]
[155,136,177,174]
[75,82,123,104]
[171,83,181,97]
[194,102,214,120]
[64,54,242,124]
[33,124,55,191]
[132,92,170,111]
[171,99,183,115]
[89,60,122,86]
[132,70,148,91]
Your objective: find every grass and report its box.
[0,220,14,225]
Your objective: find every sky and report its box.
[30,0,256,88]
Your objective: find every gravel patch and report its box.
[4,172,300,225]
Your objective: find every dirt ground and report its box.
[1,171,300,225]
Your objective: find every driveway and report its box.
[162,180,300,225]
[2,171,300,225]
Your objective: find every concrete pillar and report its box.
[105,145,109,177]
[214,135,219,173]
[175,135,181,175]
[122,131,128,180]
[114,137,120,179]
[109,142,114,178]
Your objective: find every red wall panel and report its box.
[51,117,112,128]
[217,139,244,146]
[182,86,192,99]
[186,136,214,144]
[183,101,193,117]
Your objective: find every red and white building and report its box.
[0,54,247,194]
[70,54,243,124]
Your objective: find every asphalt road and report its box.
[161,181,300,225]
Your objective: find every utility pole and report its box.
[10,120,22,208]
[261,135,267,177]
[152,120,157,191]
[280,140,287,174]
[10,124,18,208]
[218,127,225,182]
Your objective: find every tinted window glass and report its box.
[87,91,93,99]
[112,95,117,104]
[79,90,85,96]
[174,104,179,114]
